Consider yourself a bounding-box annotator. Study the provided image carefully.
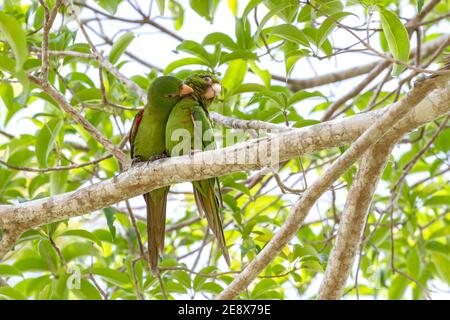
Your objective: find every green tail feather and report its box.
[193,178,230,265]
[144,187,169,271]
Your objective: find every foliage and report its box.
[0,0,449,300]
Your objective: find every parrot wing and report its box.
[190,105,230,265]
[129,109,144,159]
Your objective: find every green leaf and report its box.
[36,118,64,168]
[169,0,184,30]
[426,241,449,255]
[166,280,187,293]
[288,90,327,106]
[284,48,308,78]
[14,256,49,272]
[315,0,343,15]
[0,82,20,124]
[242,0,264,18]
[249,61,271,87]
[236,17,253,50]
[379,8,410,76]
[176,40,212,64]
[109,32,135,64]
[423,195,450,207]
[251,279,278,299]
[301,260,324,272]
[0,287,27,300]
[428,225,450,240]
[201,282,223,294]
[89,268,131,287]
[268,24,309,47]
[193,266,217,290]
[0,264,23,277]
[95,0,120,14]
[72,279,102,300]
[66,72,96,88]
[50,168,68,195]
[70,88,102,104]
[0,12,29,71]
[62,242,100,262]
[157,0,166,15]
[59,229,103,248]
[173,270,191,288]
[253,3,293,43]
[228,83,267,96]
[226,181,251,196]
[203,32,238,50]
[317,12,355,48]
[417,0,424,13]
[219,50,258,65]
[431,253,450,286]
[103,207,116,241]
[164,57,208,75]
[388,274,408,299]
[222,59,247,92]
[0,54,15,74]
[297,3,312,22]
[189,0,219,22]
[264,0,299,23]
[407,247,421,279]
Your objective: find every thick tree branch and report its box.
[1,79,449,262]
[317,143,393,299]
[0,105,395,259]
[210,112,293,132]
[216,76,450,300]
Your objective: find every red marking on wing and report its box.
[134,109,144,129]
[130,109,144,158]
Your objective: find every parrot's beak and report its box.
[179,83,194,96]
[204,83,222,99]
[212,83,222,96]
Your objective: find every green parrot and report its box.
[130,76,193,271]
[165,71,230,265]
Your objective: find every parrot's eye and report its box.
[165,93,177,98]
[202,76,213,84]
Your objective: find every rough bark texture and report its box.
[0,79,449,268]
[317,143,392,299]
[0,107,381,259]
[216,78,450,300]
[316,79,450,299]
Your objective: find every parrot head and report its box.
[184,71,222,107]
[147,76,193,109]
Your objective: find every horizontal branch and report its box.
[0,107,385,257]
[1,76,450,260]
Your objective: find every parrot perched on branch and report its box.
[165,71,230,265]
[129,76,193,271]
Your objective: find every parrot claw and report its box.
[148,154,168,162]
[131,157,144,166]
